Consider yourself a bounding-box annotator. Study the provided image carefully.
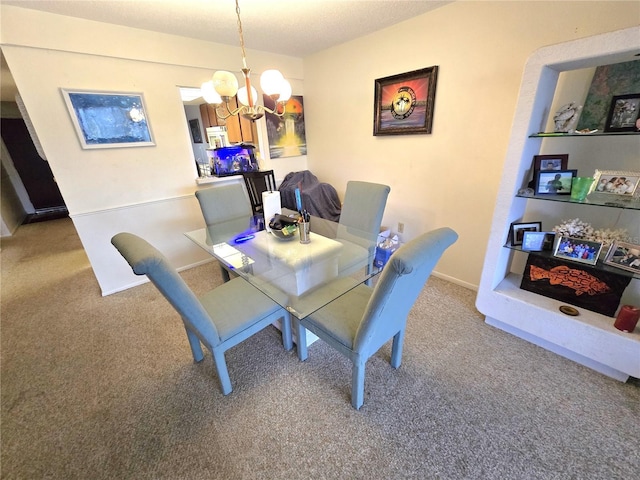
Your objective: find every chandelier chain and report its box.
[235,0,248,69]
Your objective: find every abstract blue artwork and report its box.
[62,90,155,149]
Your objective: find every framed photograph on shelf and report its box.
[603,241,640,274]
[521,231,556,252]
[509,221,542,247]
[604,93,640,132]
[532,154,568,172]
[553,235,603,266]
[61,89,154,149]
[534,169,576,195]
[373,66,438,136]
[591,169,640,197]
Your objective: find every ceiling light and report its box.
[201,0,290,121]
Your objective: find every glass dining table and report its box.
[185,210,381,320]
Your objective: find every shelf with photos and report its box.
[504,218,640,281]
[519,155,640,211]
[515,191,640,210]
[529,131,640,138]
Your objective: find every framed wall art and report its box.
[534,169,576,195]
[373,66,438,136]
[508,221,542,247]
[189,118,203,143]
[604,93,640,132]
[61,89,155,149]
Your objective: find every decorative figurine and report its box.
[553,102,583,133]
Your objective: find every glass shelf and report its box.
[503,244,639,279]
[515,192,640,210]
[529,131,640,138]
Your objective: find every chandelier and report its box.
[200,0,291,121]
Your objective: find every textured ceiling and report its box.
[2,0,451,57]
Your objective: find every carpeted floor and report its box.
[1,218,638,479]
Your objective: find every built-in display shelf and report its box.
[476,26,640,383]
[529,131,640,138]
[515,193,640,210]
[488,273,640,381]
[503,246,639,280]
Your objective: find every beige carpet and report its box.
[1,218,638,479]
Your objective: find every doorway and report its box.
[1,117,68,223]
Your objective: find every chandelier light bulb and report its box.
[212,71,239,98]
[201,81,222,104]
[278,80,292,103]
[260,69,285,96]
[237,85,259,107]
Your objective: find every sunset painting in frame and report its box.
[373,66,438,136]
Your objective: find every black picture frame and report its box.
[189,118,203,143]
[373,66,438,136]
[534,169,577,195]
[509,221,542,247]
[604,93,640,132]
[553,235,603,266]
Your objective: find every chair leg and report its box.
[212,348,232,395]
[390,329,405,368]
[281,311,293,351]
[219,264,231,283]
[184,326,205,362]
[351,360,366,410]
[296,320,309,361]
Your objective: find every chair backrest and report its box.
[337,181,390,244]
[242,170,277,214]
[353,227,458,353]
[111,232,221,347]
[195,183,252,227]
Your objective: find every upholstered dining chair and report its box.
[336,181,390,280]
[111,232,292,396]
[242,170,277,216]
[195,183,253,282]
[295,227,458,409]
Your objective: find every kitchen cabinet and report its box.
[199,97,256,144]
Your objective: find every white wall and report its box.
[302,1,640,289]
[0,5,307,294]
[2,2,638,294]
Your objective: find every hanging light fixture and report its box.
[200,0,291,121]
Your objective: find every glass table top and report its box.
[185,212,381,319]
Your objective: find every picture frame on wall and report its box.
[532,154,568,172]
[553,235,603,266]
[61,89,154,149]
[373,66,438,136]
[189,118,203,143]
[591,169,640,197]
[604,93,640,132]
[603,241,640,274]
[509,221,542,247]
[534,169,576,195]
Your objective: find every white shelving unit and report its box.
[476,27,640,382]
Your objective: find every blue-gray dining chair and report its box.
[195,183,253,282]
[112,232,292,396]
[295,227,458,409]
[335,181,390,280]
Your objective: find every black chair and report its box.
[242,170,277,215]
